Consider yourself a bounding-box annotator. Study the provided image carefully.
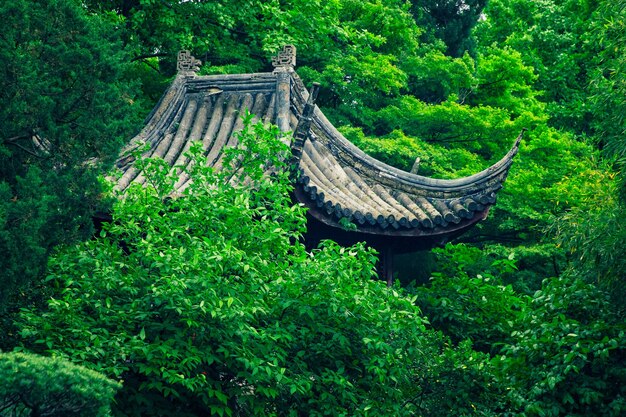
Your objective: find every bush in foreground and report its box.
[17,119,501,416]
[0,351,120,417]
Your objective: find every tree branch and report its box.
[427,132,480,144]
[131,52,170,63]
[4,139,49,159]
[477,75,508,89]
[0,395,19,413]
[456,231,531,245]
[4,134,31,143]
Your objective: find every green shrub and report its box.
[410,244,527,353]
[497,277,626,417]
[17,119,503,416]
[0,351,120,417]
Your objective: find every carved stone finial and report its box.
[177,50,201,73]
[271,45,296,70]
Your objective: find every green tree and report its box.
[548,0,626,304]
[413,247,626,416]
[0,351,120,417]
[589,0,626,166]
[410,0,489,57]
[410,244,526,354]
[0,0,140,313]
[17,120,501,416]
[476,0,598,135]
[497,277,626,417]
[84,0,423,130]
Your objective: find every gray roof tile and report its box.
[115,60,521,239]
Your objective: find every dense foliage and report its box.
[415,249,626,417]
[3,0,626,416]
[0,351,120,417]
[18,121,500,416]
[0,0,140,310]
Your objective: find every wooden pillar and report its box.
[381,246,394,287]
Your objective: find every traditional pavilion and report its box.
[115,47,522,283]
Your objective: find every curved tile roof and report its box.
[115,49,521,239]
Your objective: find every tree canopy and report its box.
[0,0,140,309]
[3,0,626,416]
[17,121,502,416]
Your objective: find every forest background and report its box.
[1,0,626,416]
